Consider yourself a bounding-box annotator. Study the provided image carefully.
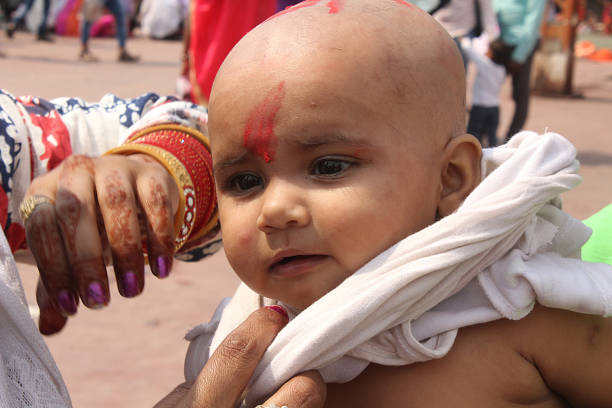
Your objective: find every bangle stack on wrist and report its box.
[105,124,217,252]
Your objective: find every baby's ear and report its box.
[437,134,482,217]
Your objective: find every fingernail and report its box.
[57,290,77,315]
[156,255,171,278]
[86,282,107,308]
[121,271,140,298]
[265,305,288,320]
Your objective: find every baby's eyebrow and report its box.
[213,133,374,174]
[294,132,374,150]
[213,151,249,175]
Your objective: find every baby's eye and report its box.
[227,173,263,193]
[311,158,351,177]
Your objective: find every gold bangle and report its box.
[104,144,195,251]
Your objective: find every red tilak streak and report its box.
[326,0,344,13]
[243,82,286,163]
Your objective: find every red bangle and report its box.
[124,125,217,247]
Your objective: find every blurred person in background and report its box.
[407,0,499,69]
[138,0,186,40]
[79,0,139,62]
[5,0,53,41]
[493,0,547,141]
[462,37,512,147]
[432,0,499,68]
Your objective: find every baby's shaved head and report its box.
[210,0,466,151]
[210,1,483,311]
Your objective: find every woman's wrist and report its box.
[104,124,217,252]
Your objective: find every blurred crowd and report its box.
[1,0,142,59]
[0,0,299,62]
[412,0,612,147]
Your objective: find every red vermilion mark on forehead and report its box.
[326,0,344,13]
[243,82,286,163]
[393,0,414,8]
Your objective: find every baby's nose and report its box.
[256,180,310,232]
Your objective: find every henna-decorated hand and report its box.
[155,307,327,408]
[23,153,179,334]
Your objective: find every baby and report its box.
[184,1,612,407]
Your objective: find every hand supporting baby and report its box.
[155,307,326,408]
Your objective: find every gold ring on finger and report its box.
[19,195,55,225]
[254,405,288,408]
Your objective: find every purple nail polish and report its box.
[86,282,107,307]
[156,256,171,278]
[57,290,77,315]
[122,271,140,297]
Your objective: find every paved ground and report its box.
[2,32,612,407]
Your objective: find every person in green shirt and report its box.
[583,204,612,266]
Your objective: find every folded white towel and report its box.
[184,131,612,406]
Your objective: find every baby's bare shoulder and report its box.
[326,305,612,407]
[513,304,612,407]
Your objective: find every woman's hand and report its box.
[155,306,327,408]
[22,153,179,334]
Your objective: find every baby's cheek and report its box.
[224,229,263,290]
[224,226,255,263]
[235,226,254,246]
[219,202,255,245]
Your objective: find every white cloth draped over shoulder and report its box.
[184,131,612,406]
[0,229,71,407]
